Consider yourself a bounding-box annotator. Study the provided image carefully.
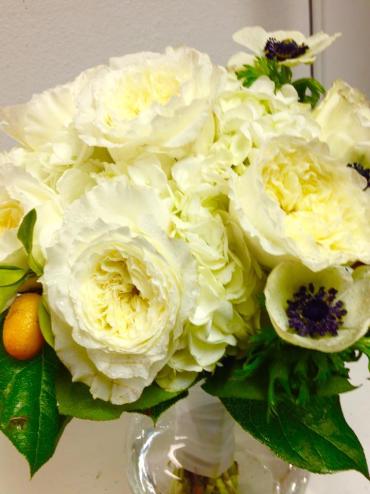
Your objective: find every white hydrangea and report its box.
[0,157,62,266]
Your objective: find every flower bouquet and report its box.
[0,25,369,493]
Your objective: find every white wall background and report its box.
[0,1,369,493]
[0,0,310,149]
[313,0,370,93]
[0,0,310,100]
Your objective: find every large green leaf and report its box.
[202,359,266,400]
[221,396,369,478]
[56,368,124,421]
[0,318,65,475]
[56,366,187,422]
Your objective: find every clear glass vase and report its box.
[126,386,309,494]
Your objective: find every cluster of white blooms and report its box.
[0,29,369,405]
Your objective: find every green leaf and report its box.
[268,359,292,408]
[0,265,28,286]
[354,337,370,372]
[0,319,65,475]
[202,359,266,400]
[16,210,43,276]
[28,254,43,277]
[56,368,124,421]
[38,300,55,348]
[56,366,187,422]
[316,376,357,397]
[17,209,37,255]
[0,266,29,313]
[292,78,326,108]
[123,383,188,423]
[232,324,357,408]
[236,57,292,90]
[221,396,369,478]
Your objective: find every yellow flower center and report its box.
[0,200,24,232]
[105,68,180,122]
[90,251,150,336]
[262,152,327,214]
[262,150,367,253]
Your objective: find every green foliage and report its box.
[0,265,30,312]
[202,359,266,400]
[221,396,369,478]
[56,366,187,423]
[204,325,358,412]
[353,335,370,371]
[236,56,325,107]
[0,314,65,475]
[27,255,43,278]
[236,57,292,90]
[38,299,55,348]
[16,209,43,276]
[17,209,37,255]
[122,383,188,422]
[292,78,326,108]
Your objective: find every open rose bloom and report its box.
[0,25,369,490]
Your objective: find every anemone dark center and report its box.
[264,37,309,61]
[301,299,329,321]
[286,284,347,338]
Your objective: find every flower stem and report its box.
[170,462,240,494]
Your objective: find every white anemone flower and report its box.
[229,26,340,67]
[265,261,370,352]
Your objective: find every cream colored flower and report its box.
[0,70,96,165]
[314,80,370,165]
[265,261,370,352]
[230,137,370,271]
[74,47,226,154]
[212,75,319,170]
[0,159,62,266]
[41,178,197,404]
[163,172,262,378]
[229,26,340,67]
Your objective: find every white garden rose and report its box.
[230,137,370,271]
[55,153,174,211]
[265,261,370,352]
[0,160,62,266]
[0,70,95,165]
[314,80,370,165]
[0,146,84,190]
[41,178,197,404]
[229,26,340,67]
[74,47,226,154]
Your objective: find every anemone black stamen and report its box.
[286,284,347,338]
[264,37,309,61]
[347,162,370,190]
